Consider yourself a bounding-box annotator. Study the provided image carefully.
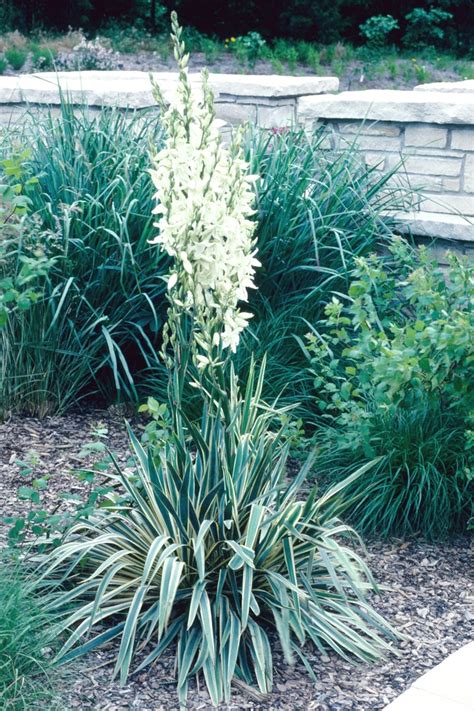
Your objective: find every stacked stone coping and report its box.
[414,79,474,93]
[298,89,474,245]
[0,70,339,130]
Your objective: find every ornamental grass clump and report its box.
[39,13,397,706]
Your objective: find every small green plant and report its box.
[30,43,56,70]
[403,8,453,50]
[455,60,474,80]
[201,37,221,63]
[413,61,431,83]
[305,238,474,538]
[4,46,27,70]
[4,426,114,549]
[232,31,267,67]
[270,56,284,73]
[0,150,54,330]
[387,57,398,79]
[0,561,60,709]
[359,15,399,48]
[0,56,7,74]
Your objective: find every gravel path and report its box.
[1,411,472,710]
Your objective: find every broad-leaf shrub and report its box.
[39,14,397,706]
[305,238,474,537]
[359,15,399,48]
[403,7,454,50]
[0,151,54,328]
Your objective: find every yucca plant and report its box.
[38,13,398,706]
[40,361,397,706]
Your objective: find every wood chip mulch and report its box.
[1,411,472,711]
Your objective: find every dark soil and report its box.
[1,411,473,710]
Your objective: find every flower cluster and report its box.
[149,14,259,361]
[57,35,119,71]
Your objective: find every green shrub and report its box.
[359,15,399,48]
[305,238,474,538]
[0,56,7,74]
[4,46,27,70]
[231,31,267,67]
[403,8,454,50]
[0,561,60,709]
[30,43,56,70]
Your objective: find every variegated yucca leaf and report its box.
[39,359,398,707]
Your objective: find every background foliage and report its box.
[0,106,409,417]
[1,0,472,54]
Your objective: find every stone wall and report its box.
[0,71,473,248]
[0,70,338,130]
[298,86,474,247]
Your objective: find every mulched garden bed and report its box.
[1,411,472,710]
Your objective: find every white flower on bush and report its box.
[149,16,259,358]
[57,35,119,71]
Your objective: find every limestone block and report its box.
[404,125,447,148]
[337,121,401,136]
[405,174,461,192]
[464,154,474,193]
[403,155,462,176]
[346,133,402,151]
[421,192,474,216]
[256,104,295,128]
[393,210,474,241]
[363,152,388,170]
[204,73,339,98]
[215,102,256,124]
[0,105,26,126]
[0,76,21,103]
[451,129,474,151]
[411,641,474,708]
[298,90,474,126]
[415,79,474,93]
[233,95,297,107]
[0,72,339,109]
[405,147,465,158]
